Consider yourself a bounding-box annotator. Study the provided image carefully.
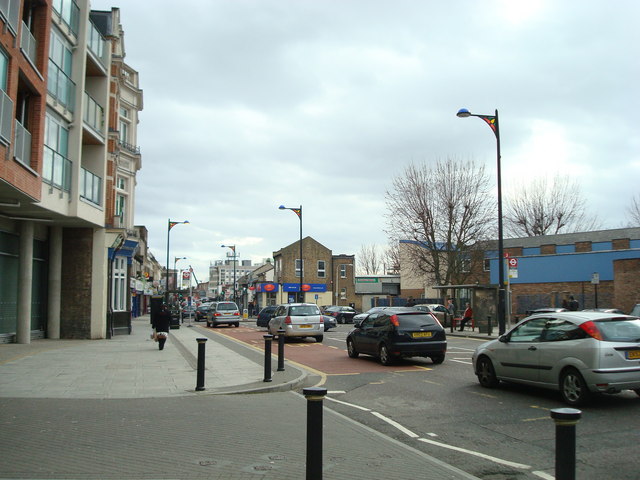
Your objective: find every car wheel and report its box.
[379,344,394,366]
[314,335,323,343]
[431,354,445,365]
[338,316,344,324]
[560,368,591,406]
[206,321,210,327]
[476,356,499,388]
[347,339,359,358]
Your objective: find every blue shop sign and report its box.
[282,283,327,292]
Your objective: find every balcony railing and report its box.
[119,140,140,155]
[43,145,71,192]
[83,91,104,136]
[13,119,31,167]
[80,167,102,206]
[20,20,37,67]
[52,0,79,36]
[48,60,75,112]
[0,88,13,143]
[87,20,108,67]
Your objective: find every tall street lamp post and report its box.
[166,219,189,304]
[221,245,236,304]
[456,108,506,335]
[174,256,186,295]
[279,205,303,302]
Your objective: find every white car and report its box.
[472,311,640,406]
[268,303,324,342]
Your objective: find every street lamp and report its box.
[221,245,237,304]
[174,256,186,294]
[279,205,303,302]
[335,263,353,306]
[456,108,505,335]
[166,219,189,304]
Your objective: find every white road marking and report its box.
[449,359,473,365]
[370,411,420,438]
[325,396,371,411]
[417,437,531,470]
[532,471,555,479]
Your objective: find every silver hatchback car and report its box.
[472,311,640,406]
[268,303,324,342]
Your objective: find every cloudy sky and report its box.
[90,0,639,283]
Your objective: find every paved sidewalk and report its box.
[0,316,481,479]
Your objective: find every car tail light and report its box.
[390,314,400,327]
[233,312,239,316]
[215,312,221,317]
[580,321,603,340]
[285,316,292,324]
[320,317,324,323]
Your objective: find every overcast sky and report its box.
[90,0,640,283]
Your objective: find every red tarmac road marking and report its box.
[209,326,430,375]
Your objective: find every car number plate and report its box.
[299,324,312,329]
[627,350,640,360]
[412,332,433,338]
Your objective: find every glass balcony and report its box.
[43,145,71,192]
[20,21,37,67]
[88,20,108,67]
[0,88,12,143]
[52,0,79,36]
[83,91,104,137]
[80,167,102,206]
[13,119,31,167]
[47,60,75,112]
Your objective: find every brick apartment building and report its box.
[0,2,144,343]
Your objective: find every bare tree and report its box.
[628,194,640,226]
[357,244,381,275]
[383,241,401,275]
[384,158,495,287]
[504,175,599,237]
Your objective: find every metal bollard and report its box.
[277,328,286,371]
[263,334,273,382]
[304,387,327,480]
[550,408,582,480]
[487,315,492,336]
[195,338,207,391]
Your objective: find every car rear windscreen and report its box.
[217,303,238,311]
[595,318,640,342]
[290,306,320,316]
[397,313,438,328]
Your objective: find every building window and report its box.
[317,260,325,278]
[116,177,126,190]
[112,257,127,312]
[116,194,126,225]
[483,258,490,272]
[340,287,347,300]
[52,0,80,35]
[0,0,20,36]
[295,259,304,278]
[340,264,347,278]
[461,258,471,273]
[0,48,12,143]
[48,30,75,111]
[119,118,129,143]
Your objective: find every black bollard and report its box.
[550,408,582,480]
[487,315,492,336]
[304,387,327,480]
[277,329,286,371]
[195,338,207,391]
[263,334,273,382]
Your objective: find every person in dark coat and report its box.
[154,305,171,350]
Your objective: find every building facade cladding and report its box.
[0,2,144,343]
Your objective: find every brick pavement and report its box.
[0,316,480,480]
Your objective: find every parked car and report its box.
[322,314,337,331]
[180,304,197,320]
[206,301,240,327]
[472,311,640,406]
[195,303,213,321]
[346,307,447,365]
[324,305,358,324]
[630,304,640,317]
[582,308,625,314]
[525,307,568,315]
[256,305,278,328]
[352,306,393,324]
[414,304,449,326]
[268,303,324,342]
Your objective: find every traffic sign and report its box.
[508,257,518,268]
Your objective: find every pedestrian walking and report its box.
[153,304,171,350]
[458,302,473,331]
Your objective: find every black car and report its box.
[195,303,213,321]
[346,307,447,365]
[324,305,358,324]
[256,305,278,327]
[322,314,337,331]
